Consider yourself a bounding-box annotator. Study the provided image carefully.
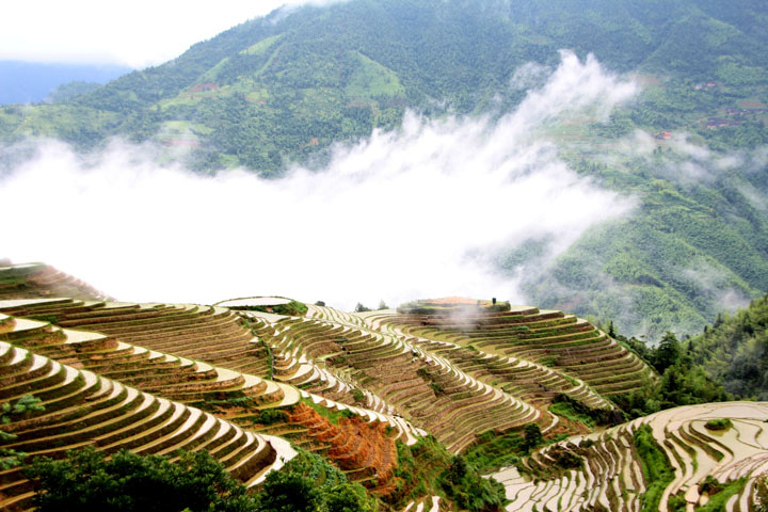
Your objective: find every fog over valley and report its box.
[1,52,636,311]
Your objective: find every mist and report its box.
[0,51,637,311]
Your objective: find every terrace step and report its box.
[0,342,286,509]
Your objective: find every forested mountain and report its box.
[2,0,765,167]
[688,294,768,399]
[2,0,768,340]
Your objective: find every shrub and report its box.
[439,455,506,512]
[523,424,544,452]
[25,448,256,512]
[255,409,287,425]
[548,446,583,470]
[256,451,373,512]
[704,418,732,431]
[1,394,44,469]
[354,303,371,313]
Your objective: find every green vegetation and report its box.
[463,430,524,472]
[389,436,505,511]
[390,437,452,505]
[633,424,675,512]
[300,397,356,424]
[25,447,374,512]
[5,0,764,176]
[705,418,733,431]
[523,424,544,453]
[688,295,768,399]
[611,330,731,418]
[254,408,288,425]
[354,303,372,313]
[550,394,620,428]
[696,477,747,511]
[25,448,256,512]
[439,455,506,512]
[0,394,44,469]
[255,451,374,512]
[232,300,308,317]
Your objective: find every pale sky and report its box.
[0,1,329,69]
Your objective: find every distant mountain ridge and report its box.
[0,61,132,105]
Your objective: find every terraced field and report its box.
[377,302,655,397]
[0,298,423,499]
[0,314,295,510]
[2,264,767,510]
[0,263,111,302]
[494,401,768,512]
[251,306,541,452]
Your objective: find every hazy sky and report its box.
[0,1,328,68]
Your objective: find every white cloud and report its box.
[0,0,337,68]
[0,52,637,311]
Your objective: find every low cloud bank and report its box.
[0,51,636,311]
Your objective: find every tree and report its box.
[255,471,320,512]
[26,448,256,512]
[326,483,371,512]
[653,332,681,374]
[523,424,543,452]
[354,303,371,313]
[255,452,371,512]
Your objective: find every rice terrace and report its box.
[2,0,768,510]
[0,261,766,511]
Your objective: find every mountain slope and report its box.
[1,0,766,170]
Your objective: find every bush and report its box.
[523,424,544,452]
[439,455,505,512]
[354,303,371,313]
[255,409,288,425]
[26,448,256,512]
[633,424,674,512]
[256,451,373,512]
[704,418,732,431]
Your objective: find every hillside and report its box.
[1,0,766,169]
[1,262,767,511]
[3,0,768,339]
[688,294,768,400]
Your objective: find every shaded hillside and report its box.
[689,294,768,400]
